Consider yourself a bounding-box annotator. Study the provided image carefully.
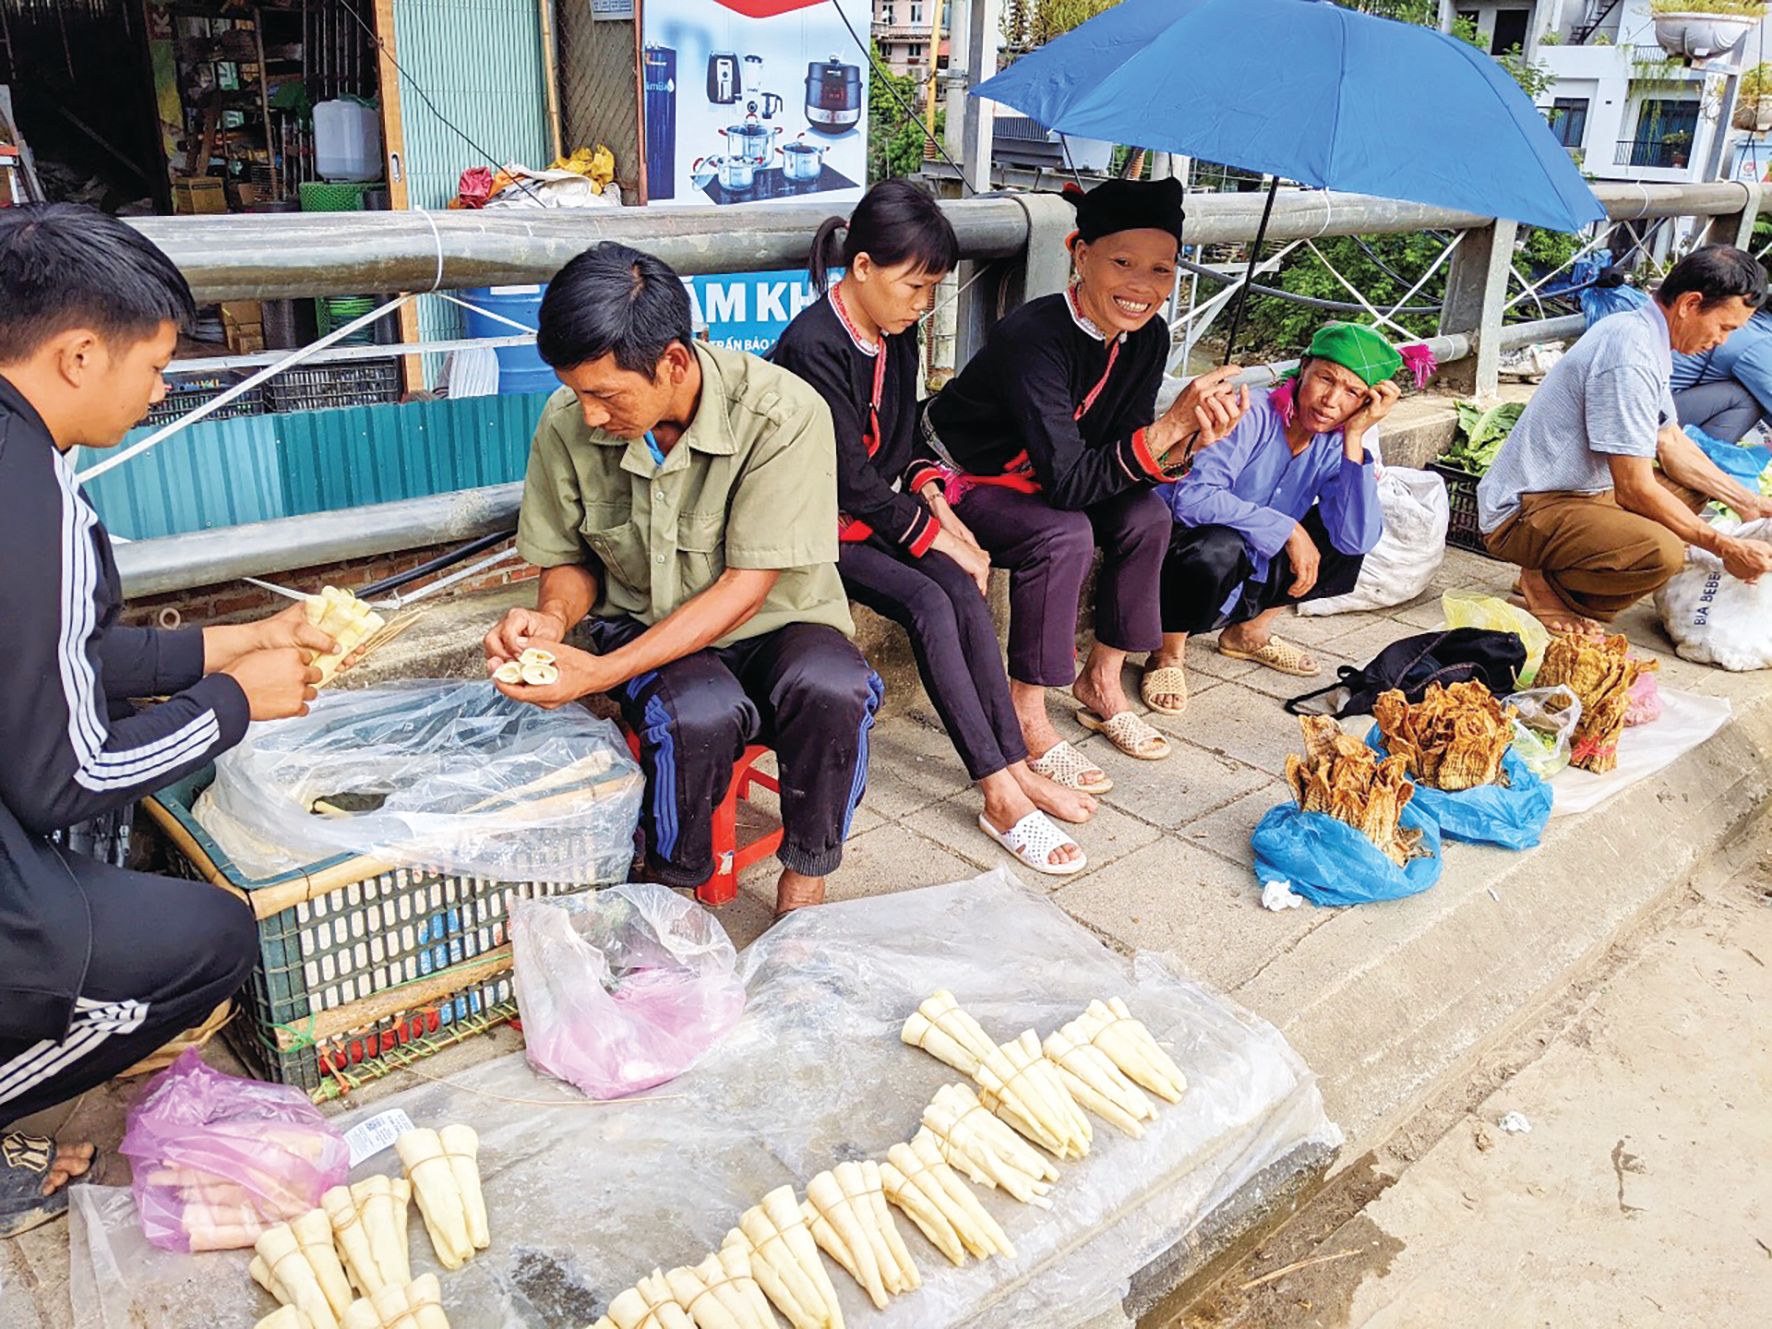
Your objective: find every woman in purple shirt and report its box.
[1142,323,1400,714]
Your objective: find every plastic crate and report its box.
[1428,461,1503,560]
[264,359,401,414]
[145,371,265,426]
[297,180,384,212]
[143,767,635,1101]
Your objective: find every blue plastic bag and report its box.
[1365,729,1552,850]
[1251,799,1442,907]
[1580,279,1648,329]
[1683,424,1772,487]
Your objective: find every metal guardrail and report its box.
[113,180,1762,595]
[1615,138,1696,168]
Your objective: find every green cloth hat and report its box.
[1303,322,1404,386]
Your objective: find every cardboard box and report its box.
[172,176,226,215]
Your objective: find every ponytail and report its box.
[809,179,958,297]
[809,215,847,296]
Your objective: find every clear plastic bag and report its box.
[510,882,747,1099]
[1504,684,1582,780]
[117,1049,349,1252]
[1442,590,1550,685]
[195,681,643,881]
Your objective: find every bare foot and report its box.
[1011,680,1066,757]
[1517,568,1604,636]
[980,776,1082,868]
[1008,760,1096,824]
[774,868,826,917]
[1143,649,1188,712]
[1070,659,1132,724]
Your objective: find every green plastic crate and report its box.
[143,766,631,1101]
[297,180,384,212]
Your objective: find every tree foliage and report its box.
[867,43,942,184]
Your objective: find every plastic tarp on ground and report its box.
[69,869,1339,1329]
[1550,687,1733,817]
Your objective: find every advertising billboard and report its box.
[641,0,870,208]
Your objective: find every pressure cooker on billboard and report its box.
[642,0,869,208]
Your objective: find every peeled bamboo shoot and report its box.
[255,1223,341,1329]
[437,1125,489,1251]
[396,1129,471,1270]
[255,1309,315,1329]
[900,1133,1015,1261]
[1068,999,1188,1103]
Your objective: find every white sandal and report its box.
[1027,740,1113,794]
[977,811,1088,877]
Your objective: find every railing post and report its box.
[1436,219,1518,400]
[1703,181,1761,250]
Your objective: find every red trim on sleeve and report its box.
[1129,426,1167,481]
[908,515,941,558]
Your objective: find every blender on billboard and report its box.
[642,0,868,208]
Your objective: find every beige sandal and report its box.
[1074,709,1170,760]
[1028,740,1114,794]
[1217,634,1320,676]
[1140,664,1188,716]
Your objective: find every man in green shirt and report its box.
[484,243,881,914]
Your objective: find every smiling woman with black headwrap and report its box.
[910,177,1248,793]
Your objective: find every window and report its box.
[908,41,925,63]
[1630,99,1700,167]
[881,3,894,24]
[1491,8,1530,55]
[1547,98,1589,149]
[910,2,923,24]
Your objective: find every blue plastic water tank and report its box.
[461,285,557,395]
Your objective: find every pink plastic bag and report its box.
[1626,671,1662,727]
[510,883,746,1099]
[119,1049,349,1252]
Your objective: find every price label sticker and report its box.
[345,1109,415,1167]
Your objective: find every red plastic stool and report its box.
[622,730,783,906]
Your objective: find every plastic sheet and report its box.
[195,681,643,881]
[1441,589,1549,686]
[1550,687,1733,817]
[511,883,747,1099]
[117,1048,350,1252]
[70,870,1338,1329]
[1504,685,1582,781]
[1364,730,1552,850]
[1252,800,1443,906]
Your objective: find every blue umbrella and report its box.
[974,0,1604,233]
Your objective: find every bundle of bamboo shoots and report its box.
[880,1135,1015,1266]
[318,1177,412,1298]
[395,1126,489,1272]
[251,1211,354,1329]
[1061,1000,1187,1104]
[919,1086,1057,1207]
[902,994,1090,1159]
[725,1187,846,1329]
[593,1270,698,1329]
[145,1123,341,1251]
[801,1161,920,1309]
[660,1246,783,1329]
[338,1274,450,1329]
[303,587,388,687]
[1041,1027,1157,1138]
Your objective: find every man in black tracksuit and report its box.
[0,206,326,1236]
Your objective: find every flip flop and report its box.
[1,1132,98,1239]
[1074,709,1170,760]
[1217,634,1320,676]
[1140,664,1189,716]
[1028,740,1114,794]
[976,811,1087,877]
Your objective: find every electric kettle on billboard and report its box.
[804,56,861,135]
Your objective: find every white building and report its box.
[1524,0,1772,187]
[873,0,945,78]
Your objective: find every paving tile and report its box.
[1226,646,1358,702]
[1156,683,1307,777]
[1176,787,1285,868]
[909,787,1165,886]
[1094,737,1272,831]
[1052,836,1329,991]
[1279,608,1373,649]
[854,706,979,820]
[1388,593,1450,629]
[1315,616,1423,666]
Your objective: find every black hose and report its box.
[359,527,518,600]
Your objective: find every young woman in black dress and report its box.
[772,180,1095,875]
